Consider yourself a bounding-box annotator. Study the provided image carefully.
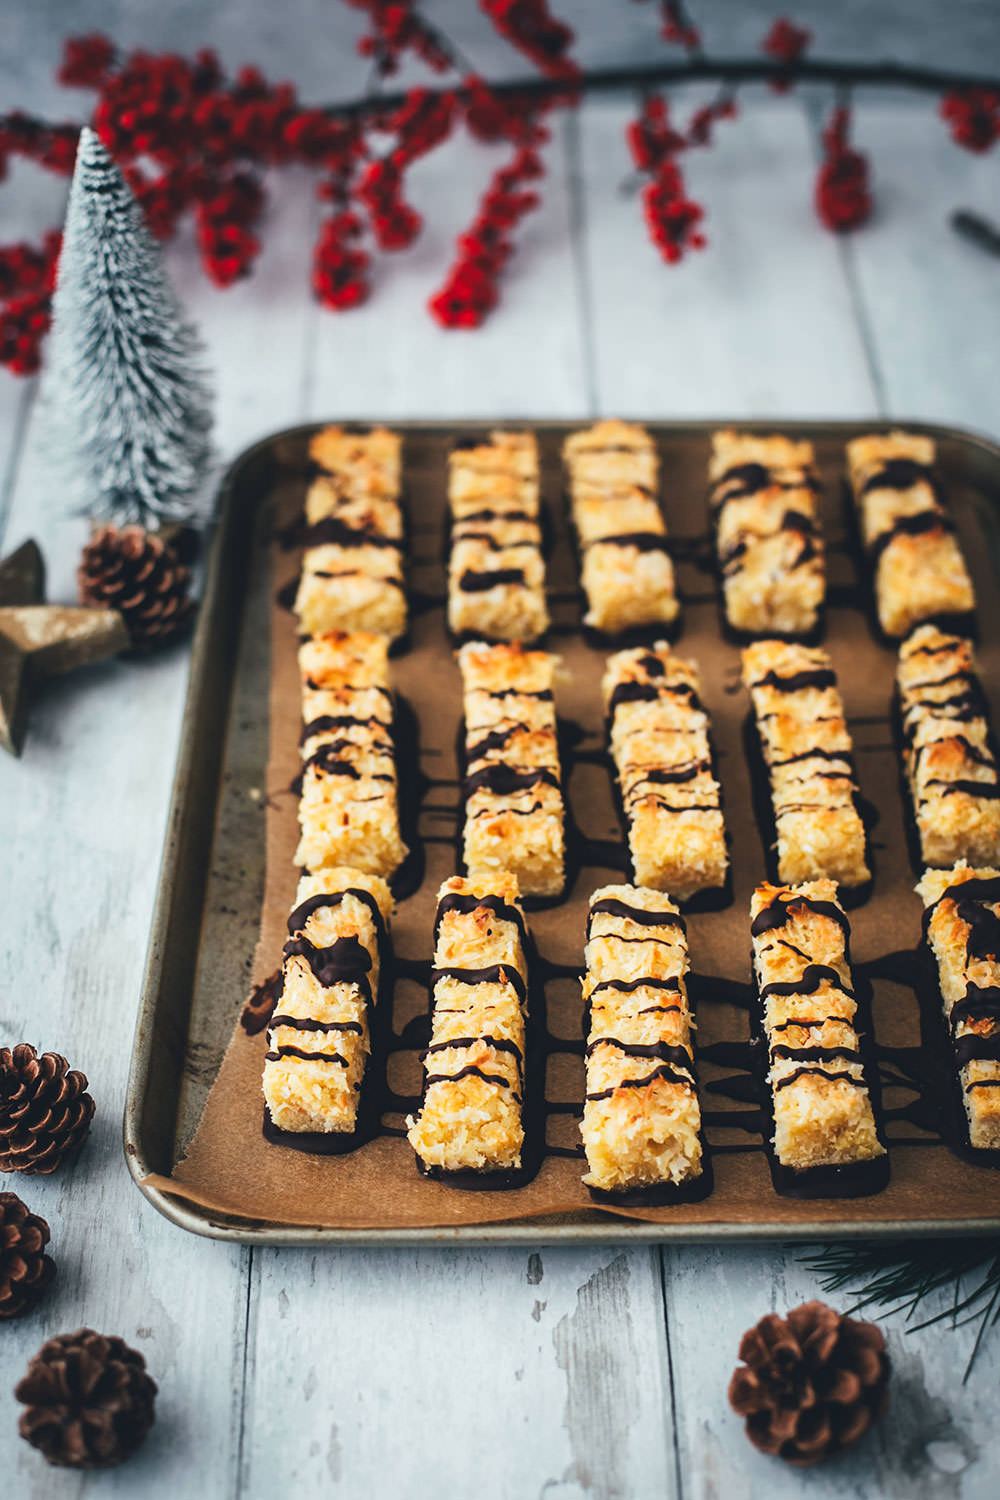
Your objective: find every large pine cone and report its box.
[728,1300,889,1466]
[0,1044,95,1174]
[78,524,195,651]
[15,1329,157,1468]
[0,1191,56,1319]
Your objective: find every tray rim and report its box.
[125,413,1000,1246]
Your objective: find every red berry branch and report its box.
[762,17,812,92]
[1,8,999,374]
[816,104,872,232]
[942,87,1000,152]
[344,0,456,76]
[481,0,580,84]
[631,0,702,54]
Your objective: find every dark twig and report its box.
[321,55,1000,122]
[952,209,1000,258]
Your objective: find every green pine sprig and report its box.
[799,1240,1000,1381]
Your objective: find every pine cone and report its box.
[0,1044,96,1174]
[728,1300,889,1466]
[78,524,195,651]
[0,1191,56,1319]
[15,1329,157,1469]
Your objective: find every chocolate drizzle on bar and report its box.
[408,880,537,1187]
[921,873,1000,1155]
[432,891,529,948]
[563,421,680,645]
[897,632,1000,862]
[579,888,709,1203]
[868,509,955,571]
[446,431,547,644]
[607,677,701,717]
[750,891,851,940]
[262,869,394,1154]
[463,764,560,797]
[707,437,825,641]
[291,425,408,640]
[458,644,567,904]
[587,896,686,934]
[847,435,976,643]
[743,644,871,896]
[749,884,889,1197]
[458,567,528,592]
[600,648,730,906]
[858,456,938,497]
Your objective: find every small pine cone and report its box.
[0,1044,96,1174]
[15,1329,157,1469]
[78,524,195,652]
[0,1191,56,1319]
[728,1300,889,1466]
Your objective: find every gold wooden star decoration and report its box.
[0,539,129,756]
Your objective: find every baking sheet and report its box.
[133,421,1000,1238]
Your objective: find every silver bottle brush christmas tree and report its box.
[47,127,213,526]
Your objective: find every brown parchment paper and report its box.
[150,425,1000,1231]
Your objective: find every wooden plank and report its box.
[0,157,70,537]
[242,1246,673,1500]
[0,168,317,1497]
[576,91,879,419]
[661,1243,1000,1499]
[308,115,589,419]
[841,100,1000,441]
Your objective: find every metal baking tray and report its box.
[125,419,1000,1244]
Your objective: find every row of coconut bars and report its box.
[262,423,1000,1197]
[291,421,976,646]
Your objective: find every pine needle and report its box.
[799,1240,1000,1381]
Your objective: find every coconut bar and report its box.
[581,884,702,1192]
[309,424,402,498]
[743,640,869,890]
[447,430,548,643]
[458,641,565,899]
[407,873,530,1173]
[750,880,885,1171]
[447,430,539,518]
[897,626,1000,868]
[295,424,407,641]
[846,430,975,639]
[602,644,727,899]
[708,429,824,637]
[918,863,1000,1151]
[562,419,678,637]
[295,630,408,879]
[263,867,392,1135]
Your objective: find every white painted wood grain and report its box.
[843,100,1000,442]
[0,157,71,533]
[576,91,879,419]
[662,1245,999,1500]
[242,1246,673,1500]
[307,113,589,420]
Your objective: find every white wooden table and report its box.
[2,56,1000,1499]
